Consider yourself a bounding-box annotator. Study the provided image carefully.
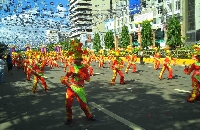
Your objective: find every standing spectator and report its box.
[6,54,13,75]
[139,48,145,65]
[0,55,5,83]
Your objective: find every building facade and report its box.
[128,0,181,47]
[183,0,200,44]
[68,0,92,38]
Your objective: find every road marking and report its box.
[90,102,145,130]
[174,89,190,93]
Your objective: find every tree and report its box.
[60,38,70,50]
[104,31,114,50]
[166,16,182,49]
[74,37,80,43]
[141,20,152,50]
[46,43,55,51]
[93,33,101,51]
[120,25,130,48]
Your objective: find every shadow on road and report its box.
[1,63,200,130]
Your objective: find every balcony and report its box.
[70,4,92,12]
[70,0,91,10]
[70,15,92,21]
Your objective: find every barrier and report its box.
[107,57,195,66]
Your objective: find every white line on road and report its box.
[174,89,190,93]
[89,102,145,130]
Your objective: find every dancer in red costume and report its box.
[61,41,96,124]
[184,45,200,102]
[159,49,176,80]
[110,50,125,85]
[153,47,161,70]
[125,52,137,73]
[32,55,48,93]
[98,50,104,68]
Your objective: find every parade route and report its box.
[1,62,200,130]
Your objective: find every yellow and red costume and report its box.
[153,47,161,70]
[159,50,176,80]
[125,53,137,73]
[32,57,48,93]
[98,50,104,68]
[61,41,95,124]
[110,50,125,84]
[184,45,200,102]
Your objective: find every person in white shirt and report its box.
[0,55,5,83]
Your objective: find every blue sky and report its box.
[0,0,70,48]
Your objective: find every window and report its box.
[175,0,180,10]
[153,18,156,24]
[130,24,133,29]
[157,6,163,14]
[124,17,127,23]
[167,3,172,12]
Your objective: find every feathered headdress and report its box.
[192,45,200,56]
[68,40,88,59]
[115,50,120,56]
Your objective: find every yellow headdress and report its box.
[68,40,88,59]
[192,45,200,56]
[154,47,158,51]
[164,47,171,54]
[115,50,120,56]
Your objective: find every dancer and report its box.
[158,49,176,80]
[184,46,200,102]
[125,52,137,74]
[32,55,48,93]
[60,41,96,124]
[153,47,161,70]
[110,50,125,85]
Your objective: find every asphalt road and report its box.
[0,61,200,130]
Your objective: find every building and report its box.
[92,0,113,33]
[68,0,92,38]
[183,0,200,44]
[128,0,181,47]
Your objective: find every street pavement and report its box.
[0,61,200,130]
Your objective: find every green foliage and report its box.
[141,20,152,49]
[59,38,70,50]
[74,37,80,43]
[104,31,115,49]
[93,33,101,51]
[46,43,55,51]
[167,16,182,49]
[120,25,130,48]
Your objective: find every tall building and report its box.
[183,0,200,44]
[68,0,92,38]
[92,0,113,33]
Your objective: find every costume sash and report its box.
[70,84,87,103]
